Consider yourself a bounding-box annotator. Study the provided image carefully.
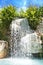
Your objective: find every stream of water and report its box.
[0,18,43,65]
[10,18,42,57]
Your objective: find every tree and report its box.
[39,6,43,17]
[26,6,41,30]
[0,5,16,30]
[0,5,17,41]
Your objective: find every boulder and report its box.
[0,40,8,59]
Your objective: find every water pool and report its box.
[0,58,43,65]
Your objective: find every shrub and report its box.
[39,6,43,17]
[26,6,41,30]
[18,8,26,18]
[0,5,16,30]
[0,5,17,41]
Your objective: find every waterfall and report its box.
[10,18,42,57]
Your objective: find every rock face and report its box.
[11,18,42,57]
[0,40,8,59]
[37,20,43,34]
[20,32,42,54]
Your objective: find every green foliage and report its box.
[0,22,8,41]
[0,5,17,41]
[0,5,43,41]
[0,31,8,41]
[18,8,26,18]
[0,31,3,40]
[0,5,16,30]
[26,6,41,30]
[39,6,43,17]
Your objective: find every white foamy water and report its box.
[10,18,42,57]
[0,58,43,65]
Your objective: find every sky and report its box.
[0,0,43,9]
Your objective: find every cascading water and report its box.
[10,18,42,58]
